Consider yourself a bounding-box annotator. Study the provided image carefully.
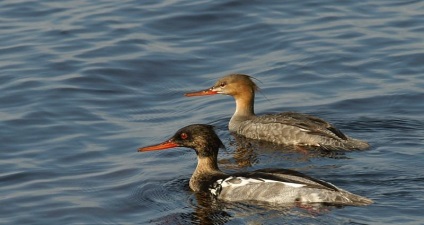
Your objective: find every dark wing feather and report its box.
[231,168,339,192]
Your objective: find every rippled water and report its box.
[1,0,423,224]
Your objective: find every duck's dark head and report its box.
[138,124,225,158]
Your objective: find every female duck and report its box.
[185,74,369,150]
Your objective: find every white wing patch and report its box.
[220,176,306,188]
[299,128,310,132]
[209,185,219,196]
[209,176,307,197]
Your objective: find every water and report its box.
[0,0,423,224]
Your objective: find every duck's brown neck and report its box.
[234,91,255,117]
[193,156,220,176]
[190,155,222,192]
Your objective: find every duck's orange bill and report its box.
[138,140,178,152]
[184,89,218,97]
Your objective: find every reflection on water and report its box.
[149,188,347,225]
[187,191,349,225]
[220,133,350,170]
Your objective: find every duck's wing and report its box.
[207,169,373,206]
[251,168,339,191]
[208,168,338,198]
[254,112,348,141]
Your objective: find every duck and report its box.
[138,124,373,206]
[185,74,369,150]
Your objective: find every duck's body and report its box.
[139,124,373,206]
[197,169,371,206]
[231,111,369,150]
[185,74,369,150]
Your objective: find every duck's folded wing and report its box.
[250,168,339,191]
[252,112,348,141]
[208,169,338,195]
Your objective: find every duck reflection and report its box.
[219,132,348,170]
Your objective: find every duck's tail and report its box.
[334,189,374,206]
[321,137,370,151]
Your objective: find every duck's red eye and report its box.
[220,82,226,87]
[180,133,188,139]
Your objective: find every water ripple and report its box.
[1,0,423,224]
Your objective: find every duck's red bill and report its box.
[138,140,178,152]
[184,89,218,97]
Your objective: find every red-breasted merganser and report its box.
[138,124,373,206]
[185,74,369,150]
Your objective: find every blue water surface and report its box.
[0,0,423,224]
